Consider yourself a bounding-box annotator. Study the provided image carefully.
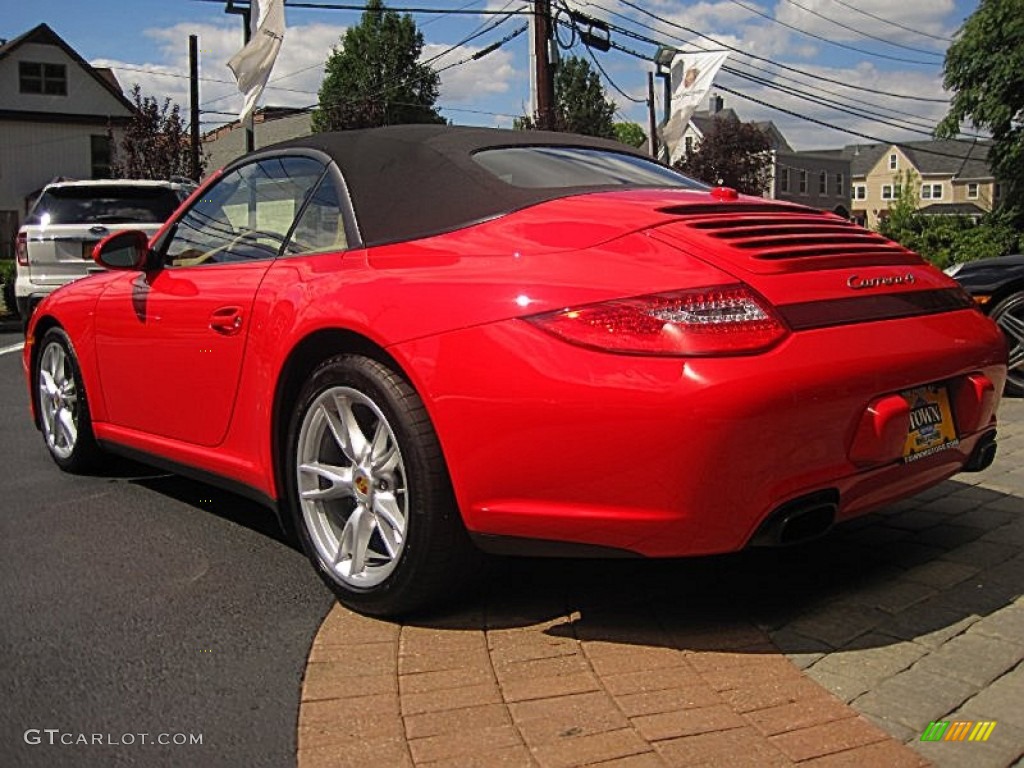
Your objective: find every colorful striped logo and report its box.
[921,721,997,742]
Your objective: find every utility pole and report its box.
[647,72,657,158]
[189,35,201,182]
[225,0,254,153]
[532,0,556,130]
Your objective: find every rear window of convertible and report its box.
[472,146,707,190]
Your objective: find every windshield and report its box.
[472,146,707,190]
[26,186,183,225]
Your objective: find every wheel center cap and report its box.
[353,473,371,497]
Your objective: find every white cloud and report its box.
[715,60,950,149]
[93,21,344,130]
[773,0,955,48]
[423,43,519,103]
[94,21,523,129]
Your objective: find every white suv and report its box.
[14,178,195,322]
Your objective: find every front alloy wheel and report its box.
[297,386,408,589]
[287,355,475,616]
[990,292,1024,397]
[36,329,103,472]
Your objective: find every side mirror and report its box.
[93,230,150,271]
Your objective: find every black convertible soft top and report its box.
[256,124,679,247]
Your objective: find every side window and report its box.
[163,156,325,268]
[286,174,346,255]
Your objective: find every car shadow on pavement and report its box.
[109,454,1022,665]
[416,478,1022,663]
[125,471,294,546]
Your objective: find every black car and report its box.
[948,254,1024,396]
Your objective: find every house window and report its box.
[853,185,866,200]
[921,184,943,200]
[888,153,897,170]
[684,136,693,154]
[994,183,1002,200]
[779,168,789,193]
[836,173,844,196]
[882,185,893,200]
[967,183,979,199]
[19,61,67,95]
[798,170,807,194]
[91,135,112,179]
[818,171,827,195]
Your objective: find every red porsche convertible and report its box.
[23,126,1007,616]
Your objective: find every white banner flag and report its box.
[227,0,286,127]
[660,51,729,164]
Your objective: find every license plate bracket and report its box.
[901,384,959,463]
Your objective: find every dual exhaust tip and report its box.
[750,432,997,549]
[749,492,838,548]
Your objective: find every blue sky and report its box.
[3,0,981,150]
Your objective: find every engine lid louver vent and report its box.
[656,204,919,273]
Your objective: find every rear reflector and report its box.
[526,285,788,356]
[778,288,975,331]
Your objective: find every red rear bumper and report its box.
[392,307,1006,558]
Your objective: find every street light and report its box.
[653,45,678,163]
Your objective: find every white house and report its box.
[0,24,136,257]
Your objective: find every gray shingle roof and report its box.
[840,139,994,179]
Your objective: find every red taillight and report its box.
[15,232,28,266]
[526,285,789,356]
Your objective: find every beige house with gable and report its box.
[836,140,1001,229]
[0,23,136,257]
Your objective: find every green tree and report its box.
[877,169,920,243]
[515,56,616,138]
[108,84,202,180]
[936,0,1024,222]
[312,0,444,132]
[613,122,647,149]
[673,116,772,195]
[554,56,616,138]
[876,170,1020,269]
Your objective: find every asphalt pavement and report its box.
[0,330,335,767]
[2,323,1022,767]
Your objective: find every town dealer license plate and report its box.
[902,384,959,463]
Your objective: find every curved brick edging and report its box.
[295,401,1024,767]
[296,603,926,768]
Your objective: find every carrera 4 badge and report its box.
[847,273,916,290]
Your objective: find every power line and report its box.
[778,0,945,58]
[555,4,644,105]
[826,0,954,43]
[189,0,534,15]
[199,0,524,111]
[610,0,949,102]
[581,4,968,137]
[253,23,527,122]
[721,0,941,66]
[606,37,985,160]
[598,0,942,105]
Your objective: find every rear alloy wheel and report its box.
[990,292,1024,397]
[36,329,103,472]
[287,355,475,617]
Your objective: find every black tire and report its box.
[284,354,477,617]
[989,292,1024,397]
[35,328,104,473]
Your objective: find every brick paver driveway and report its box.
[298,400,1023,768]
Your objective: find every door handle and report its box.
[210,306,244,335]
